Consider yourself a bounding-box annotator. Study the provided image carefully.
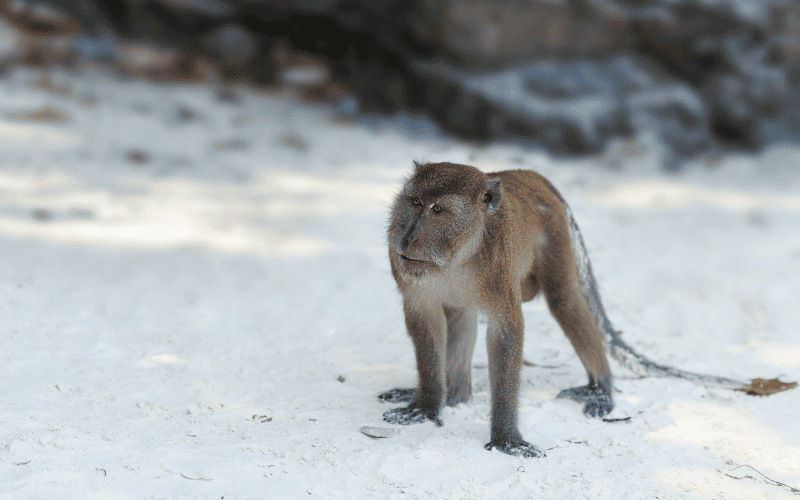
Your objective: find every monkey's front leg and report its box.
[484,310,545,458]
[379,306,478,407]
[378,388,416,403]
[383,305,446,427]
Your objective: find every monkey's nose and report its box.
[401,231,418,250]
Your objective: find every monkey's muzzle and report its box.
[398,254,438,274]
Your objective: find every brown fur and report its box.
[380,161,756,457]
[381,162,614,458]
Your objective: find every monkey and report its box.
[380,161,747,458]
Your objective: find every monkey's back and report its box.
[484,169,570,299]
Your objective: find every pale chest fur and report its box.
[400,264,482,312]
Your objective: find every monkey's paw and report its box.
[556,384,614,418]
[383,405,443,427]
[378,388,416,404]
[484,440,545,458]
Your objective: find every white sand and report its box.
[1,67,798,499]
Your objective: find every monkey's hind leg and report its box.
[556,383,613,418]
[542,239,614,418]
[547,292,614,418]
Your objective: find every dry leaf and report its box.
[736,378,797,396]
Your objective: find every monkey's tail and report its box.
[601,329,746,390]
[560,200,747,391]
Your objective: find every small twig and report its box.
[724,465,800,494]
[96,468,107,476]
[181,473,212,481]
[602,416,632,423]
[522,359,565,369]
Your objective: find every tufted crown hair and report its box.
[409,162,487,202]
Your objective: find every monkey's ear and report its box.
[483,178,502,213]
[413,160,425,172]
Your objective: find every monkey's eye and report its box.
[411,197,422,207]
[431,204,443,214]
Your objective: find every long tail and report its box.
[602,328,745,390]
[561,200,746,390]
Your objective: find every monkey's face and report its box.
[388,190,485,278]
[388,162,501,279]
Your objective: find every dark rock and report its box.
[215,86,240,103]
[276,132,309,152]
[172,103,202,123]
[13,0,800,166]
[126,149,151,164]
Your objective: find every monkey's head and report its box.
[388,162,502,278]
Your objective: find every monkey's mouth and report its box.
[400,255,429,264]
[398,254,439,275]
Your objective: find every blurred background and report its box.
[2,0,800,258]
[2,6,800,496]
[3,0,800,170]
